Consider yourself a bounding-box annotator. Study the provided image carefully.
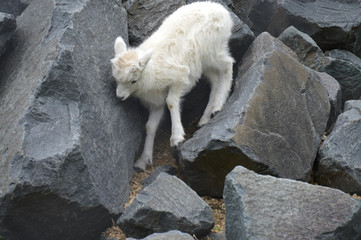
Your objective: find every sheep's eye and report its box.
[131,80,137,84]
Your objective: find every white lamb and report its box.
[111,2,234,170]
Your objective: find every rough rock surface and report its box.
[0,0,142,239]
[126,230,193,240]
[117,173,214,238]
[320,49,361,103]
[278,26,324,70]
[316,100,361,194]
[277,26,342,131]
[141,164,177,190]
[314,71,342,133]
[235,0,361,57]
[224,166,361,240]
[0,12,16,57]
[174,32,330,196]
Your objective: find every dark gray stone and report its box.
[0,12,16,57]
[278,26,324,70]
[126,230,193,240]
[141,165,177,190]
[0,0,30,16]
[320,49,361,103]
[124,0,186,46]
[235,0,361,57]
[174,32,330,197]
[224,166,361,240]
[117,173,214,239]
[0,0,142,239]
[316,100,361,194]
[314,71,342,133]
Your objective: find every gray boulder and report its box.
[316,100,361,194]
[0,12,16,57]
[141,164,177,190]
[314,71,342,133]
[126,230,193,240]
[117,173,214,239]
[224,166,361,240]
[320,49,361,103]
[278,26,324,70]
[174,32,330,197]
[234,0,361,57]
[0,0,142,239]
[277,26,342,131]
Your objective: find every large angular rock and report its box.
[126,230,193,240]
[314,71,342,133]
[0,1,142,239]
[320,49,361,103]
[0,12,16,57]
[276,26,342,131]
[224,166,361,240]
[278,26,324,70]
[316,100,361,194]
[174,32,330,196]
[117,173,214,239]
[235,0,361,57]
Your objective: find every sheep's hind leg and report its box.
[134,106,164,171]
[211,55,233,115]
[199,70,220,127]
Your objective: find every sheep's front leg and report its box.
[167,86,185,147]
[134,106,164,171]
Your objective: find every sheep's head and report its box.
[111,36,153,100]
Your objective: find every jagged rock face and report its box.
[224,166,361,240]
[117,173,214,239]
[174,32,330,197]
[233,0,361,57]
[316,100,361,195]
[0,0,142,239]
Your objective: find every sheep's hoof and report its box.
[170,135,184,147]
[134,159,148,172]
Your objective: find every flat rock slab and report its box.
[0,0,142,239]
[117,173,214,239]
[224,166,361,239]
[175,32,330,196]
[316,100,361,194]
[126,230,193,240]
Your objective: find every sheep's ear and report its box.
[114,37,127,56]
[139,48,153,67]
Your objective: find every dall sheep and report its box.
[111,2,234,170]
